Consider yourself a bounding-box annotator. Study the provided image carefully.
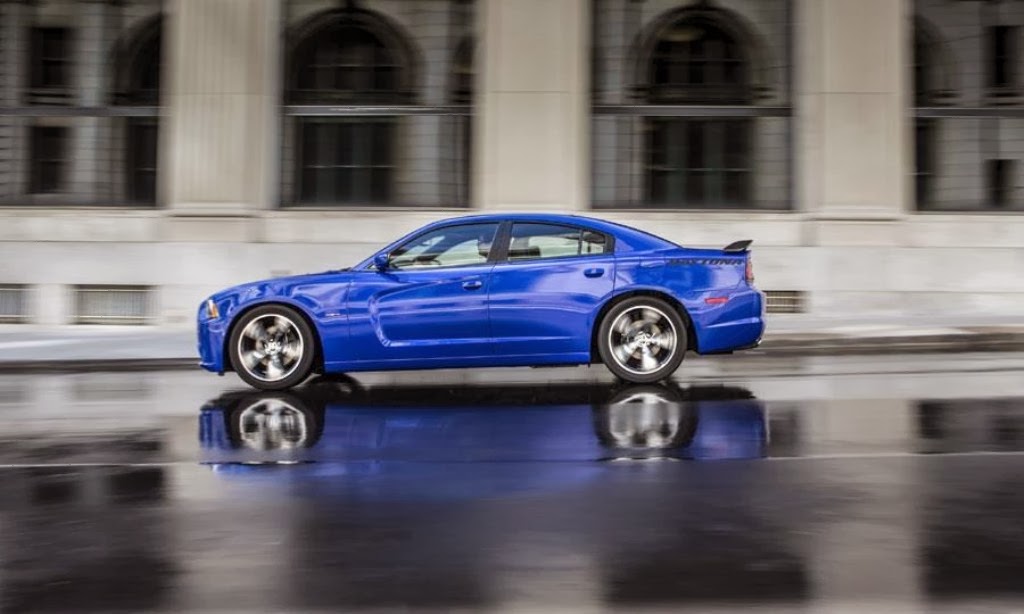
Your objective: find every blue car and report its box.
[197,213,765,390]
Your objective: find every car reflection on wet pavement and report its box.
[200,378,768,464]
[1,359,1024,612]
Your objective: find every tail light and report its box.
[745,256,754,284]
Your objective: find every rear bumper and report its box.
[693,288,765,354]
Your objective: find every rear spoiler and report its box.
[723,239,753,253]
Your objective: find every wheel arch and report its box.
[223,300,325,374]
[590,289,698,363]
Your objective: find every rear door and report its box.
[487,222,616,358]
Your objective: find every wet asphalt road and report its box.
[1,353,1024,613]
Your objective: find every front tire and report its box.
[229,305,315,391]
[598,297,687,384]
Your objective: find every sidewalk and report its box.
[1,314,1024,372]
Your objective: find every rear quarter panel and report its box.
[610,249,763,354]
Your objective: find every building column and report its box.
[797,0,911,222]
[163,0,280,235]
[474,0,589,210]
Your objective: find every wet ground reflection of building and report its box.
[917,398,1024,601]
[0,465,175,612]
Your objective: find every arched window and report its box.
[647,15,750,105]
[643,12,752,207]
[288,11,414,204]
[114,18,162,205]
[289,18,411,105]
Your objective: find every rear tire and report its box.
[598,296,687,384]
[229,305,315,391]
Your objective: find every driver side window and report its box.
[389,223,499,270]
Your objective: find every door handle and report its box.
[462,280,483,290]
[584,268,605,278]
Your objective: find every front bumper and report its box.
[197,313,229,373]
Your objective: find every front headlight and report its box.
[205,299,220,319]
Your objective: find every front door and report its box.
[487,222,616,359]
[346,222,500,365]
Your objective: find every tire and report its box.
[229,304,316,391]
[597,296,687,384]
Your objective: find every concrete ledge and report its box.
[0,358,201,373]
[754,331,1024,356]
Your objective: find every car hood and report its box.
[210,269,357,305]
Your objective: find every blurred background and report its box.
[0,0,1021,327]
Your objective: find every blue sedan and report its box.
[197,213,765,390]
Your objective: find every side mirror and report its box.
[373,252,391,271]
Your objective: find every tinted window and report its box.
[389,223,499,269]
[508,223,610,261]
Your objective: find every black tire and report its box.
[597,296,687,384]
[229,304,316,391]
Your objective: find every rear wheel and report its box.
[229,305,315,391]
[598,297,687,384]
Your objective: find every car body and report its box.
[197,213,765,389]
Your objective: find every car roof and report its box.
[426,213,677,251]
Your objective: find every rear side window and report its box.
[507,223,611,261]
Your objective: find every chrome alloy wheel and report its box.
[236,314,305,382]
[607,306,678,376]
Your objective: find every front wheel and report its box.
[598,297,687,384]
[229,305,315,391]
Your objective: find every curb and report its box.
[0,358,199,373]
[2,331,1023,373]
[752,331,1024,356]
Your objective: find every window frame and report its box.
[913,118,936,208]
[494,222,615,265]
[280,1,475,209]
[27,26,73,99]
[590,1,794,211]
[3,6,165,208]
[914,6,1022,213]
[28,125,69,195]
[986,25,1019,93]
[986,158,1015,209]
[293,117,396,205]
[125,118,160,204]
